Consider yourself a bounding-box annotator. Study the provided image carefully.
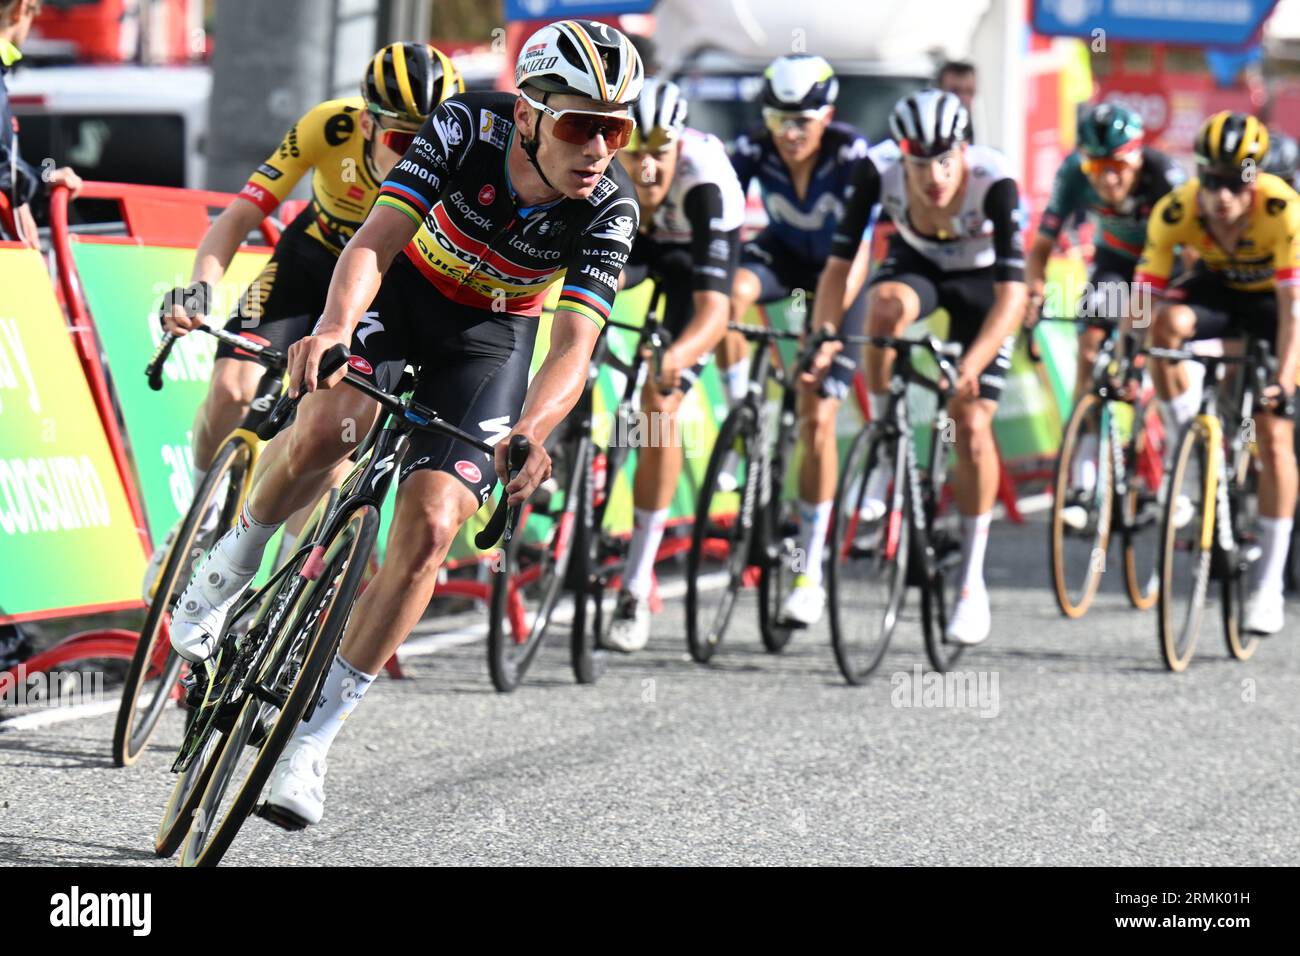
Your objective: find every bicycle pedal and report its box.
[255,801,309,832]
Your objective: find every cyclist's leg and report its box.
[862,236,935,412]
[168,258,414,662]
[783,265,868,620]
[289,304,536,758]
[718,234,786,403]
[1150,269,1228,465]
[1073,249,1133,406]
[1242,296,1295,631]
[939,270,1013,645]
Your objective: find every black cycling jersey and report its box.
[374,90,640,328]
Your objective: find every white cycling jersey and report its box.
[647,127,746,244]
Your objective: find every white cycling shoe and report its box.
[142,480,229,602]
[603,592,650,653]
[170,544,254,664]
[716,449,741,494]
[946,586,991,646]
[264,737,327,828]
[779,576,825,627]
[1243,587,1285,636]
[1156,484,1194,530]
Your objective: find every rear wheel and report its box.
[1048,393,1113,619]
[828,425,908,684]
[686,405,758,663]
[113,437,249,767]
[1157,423,1211,672]
[179,505,378,866]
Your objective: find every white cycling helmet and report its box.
[762,54,838,111]
[515,18,644,105]
[628,76,688,151]
[889,88,970,157]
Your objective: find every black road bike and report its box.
[147,344,523,866]
[486,289,672,690]
[827,333,968,683]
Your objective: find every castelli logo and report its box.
[478,184,496,205]
[455,460,482,483]
[347,355,373,375]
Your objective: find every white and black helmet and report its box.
[889,89,970,157]
[515,18,644,105]
[762,54,838,111]
[629,76,688,151]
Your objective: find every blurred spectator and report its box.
[0,0,81,247]
[936,59,976,142]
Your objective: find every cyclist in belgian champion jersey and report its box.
[1025,103,1184,528]
[169,19,645,826]
[603,77,747,651]
[716,54,874,626]
[805,89,1028,645]
[145,43,462,596]
[1136,112,1299,636]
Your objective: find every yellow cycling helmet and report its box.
[363,42,464,124]
[1194,111,1269,173]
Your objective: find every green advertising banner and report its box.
[0,247,147,622]
[70,242,271,545]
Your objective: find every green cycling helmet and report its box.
[1077,102,1144,158]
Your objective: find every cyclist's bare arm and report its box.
[504,309,602,503]
[289,204,418,396]
[1276,283,1300,396]
[673,289,729,366]
[162,197,266,334]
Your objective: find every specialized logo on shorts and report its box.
[347,355,373,375]
[479,109,510,149]
[454,460,483,484]
[479,184,496,206]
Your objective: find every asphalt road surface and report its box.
[2,510,1298,866]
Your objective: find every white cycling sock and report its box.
[724,360,749,404]
[868,391,889,423]
[297,652,376,754]
[1073,432,1099,492]
[959,512,993,596]
[216,502,280,576]
[624,507,668,600]
[796,499,832,588]
[1251,515,1293,595]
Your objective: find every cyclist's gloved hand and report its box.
[495,430,551,507]
[1260,380,1297,417]
[288,328,351,398]
[158,281,213,336]
[800,327,843,388]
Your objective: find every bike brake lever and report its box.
[255,344,350,441]
[475,434,530,550]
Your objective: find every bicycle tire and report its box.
[179,504,378,866]
[685,404,758,663]
[569,439,610,685]
[1157,422,1210,672]
[486,434,585,691]
[920,427,965,673]
[113,436,250,767]
[1222,449,1261,662]
[1122,397,1162,611]
[1048,393,1113,619]
[828,424,908,684]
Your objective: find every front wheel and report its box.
[1157,423,1211,672]
[828,425,908,684]
[1122,398,1163,611]
[178,504,378,866]
[1048,393,1114,619]
[686,405,758,663]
